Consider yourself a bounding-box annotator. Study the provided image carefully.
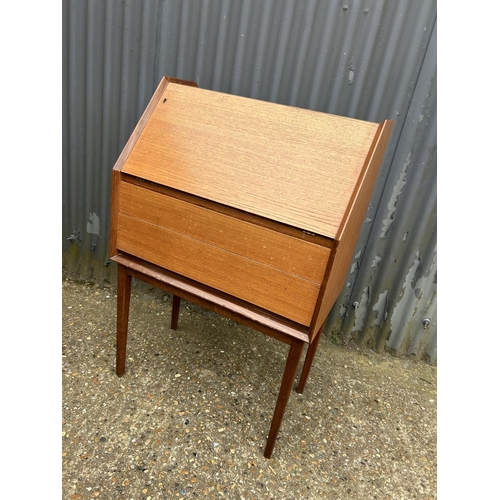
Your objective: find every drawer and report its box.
[116,181,331,325]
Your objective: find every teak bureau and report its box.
[109,76,393,458]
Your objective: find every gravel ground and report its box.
[62,276,437,499]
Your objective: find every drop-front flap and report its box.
[121,79,380,239]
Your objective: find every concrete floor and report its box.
[62,276,437,499]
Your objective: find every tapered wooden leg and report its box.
[296,324,324,394]
[171,295,181,330]
[116,264,132,377]
[264,339,304,458]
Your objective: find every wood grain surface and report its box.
[118,181,330,283]
[121,82,379,238]
[109,77,394,459]
[116,212,321,325]
[311,119,394,332]
[111,253,310,343]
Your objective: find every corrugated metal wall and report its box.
[62,0,437,363]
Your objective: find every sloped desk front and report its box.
[109,77,393,458]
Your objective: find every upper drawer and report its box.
[119,181,330,282]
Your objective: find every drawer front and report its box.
[117,182,331,325]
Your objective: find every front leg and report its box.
[116,264,132,377]
[264,339,304,458]
[296,324,324,394]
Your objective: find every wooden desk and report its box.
[109,77,393,458]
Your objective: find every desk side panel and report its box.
[310,120,394,335]
[109,169,120,256]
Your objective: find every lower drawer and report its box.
[118,213,323,325]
